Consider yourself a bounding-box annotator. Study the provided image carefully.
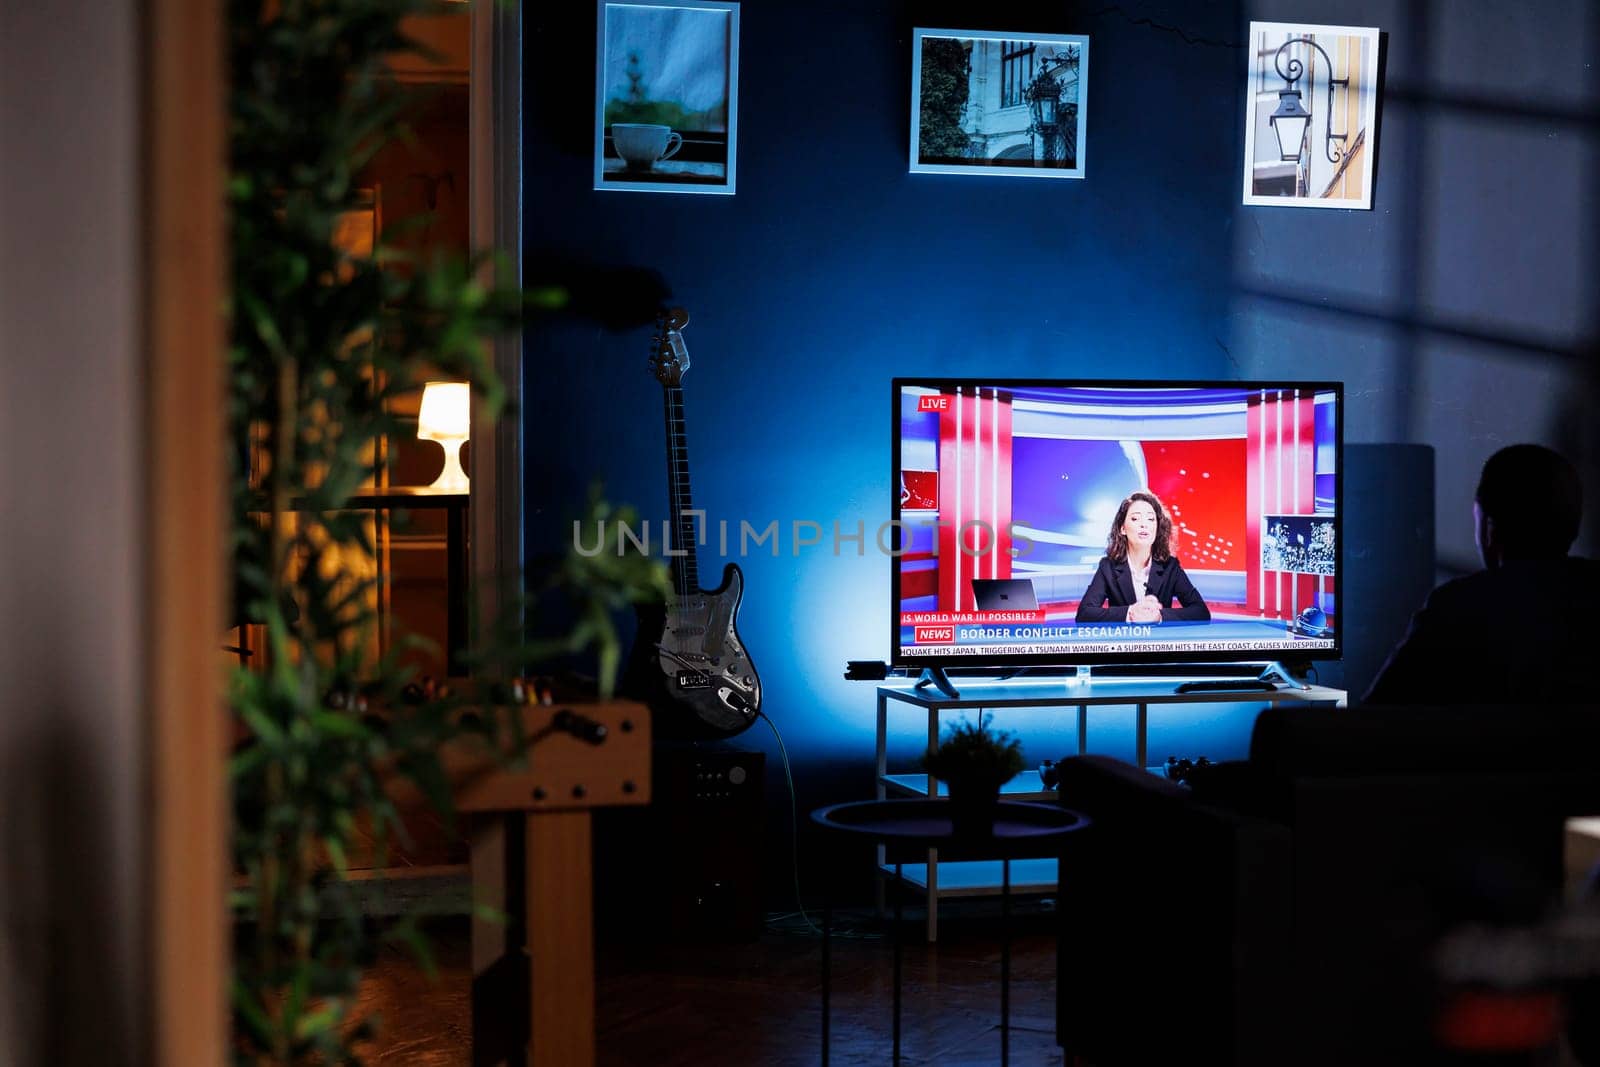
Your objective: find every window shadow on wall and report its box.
[1230,0,1600,581]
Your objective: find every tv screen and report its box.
[891,380,1342,666]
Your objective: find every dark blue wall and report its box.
[525,1,1599,905]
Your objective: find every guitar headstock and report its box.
[648,307,691,387]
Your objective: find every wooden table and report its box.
[452,701,652,1067]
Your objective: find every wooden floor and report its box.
[355,907,1066,1066]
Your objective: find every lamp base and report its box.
[427,438,470,493]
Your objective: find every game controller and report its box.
[1164,755,1214,786]
[1038,759,1060,790]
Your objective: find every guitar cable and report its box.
[756,710,824,937]
[755,714,886,941]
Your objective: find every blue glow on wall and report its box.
[526,1,1242,773]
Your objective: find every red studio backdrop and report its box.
[901,471,938,510]
[1246,389,1322,620]
[1143,439,1247,588]
[935,389,1013,612]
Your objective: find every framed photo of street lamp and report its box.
[595,0,739,195]
[1242,22,1380,209]
[910,29,1090,179]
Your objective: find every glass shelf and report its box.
[878,858,1059,896]
[879,770,1055,800]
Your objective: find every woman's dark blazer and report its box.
[1074,555,1211,623]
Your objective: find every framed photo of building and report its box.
[595,0,739,195]
[1242,22,1380,209]
[910,28,1089,179]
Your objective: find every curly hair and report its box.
[1106,491,1175,563]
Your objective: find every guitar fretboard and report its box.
[662,383,699,595]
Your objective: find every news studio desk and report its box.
[874,677,1348,941]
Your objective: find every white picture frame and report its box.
[594,0,739,195]
[910,28,1089,179]
[1241,22,1381,209]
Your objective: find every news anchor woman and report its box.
[1075,491,1211,624]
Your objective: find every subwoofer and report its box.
[594,744,765,942]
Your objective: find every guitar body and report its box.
[634,562,761,738]
[629,307,763,739]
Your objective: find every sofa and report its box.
[1053,704,1600,1066]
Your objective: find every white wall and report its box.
[0,1,147,1062]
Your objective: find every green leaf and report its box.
[230,978,275,1044]
[293,1002,343,1041]
[308,708,367,738]
[383,918,438,980]
[236,703,285,749]
[226,2,674,1059]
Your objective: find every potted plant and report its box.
[921,714,1025,836]
[225,2,669,1060]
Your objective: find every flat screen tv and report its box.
[891,379,1342,669]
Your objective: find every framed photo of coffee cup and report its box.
[910,29,1089,179]
[595,0,739,195]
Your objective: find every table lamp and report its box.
[417,380,471,492]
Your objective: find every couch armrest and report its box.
[1054,755,1295,1066]
[1057,754,1271,832]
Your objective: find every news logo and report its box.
[913,625,956,644]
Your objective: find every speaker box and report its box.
[594,744,766,942]
[1332,443,1436,697]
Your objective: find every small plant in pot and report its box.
[921,713,1025,836]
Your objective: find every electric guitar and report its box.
[635,308,761,737]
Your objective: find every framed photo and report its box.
[595,0,739,195]
[1242,22,1380,209]
[910,28,1089,179]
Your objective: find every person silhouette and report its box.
[1363,444,1599,704]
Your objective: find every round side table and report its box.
[811,798,1088,1065]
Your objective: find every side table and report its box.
[343,488,469,673]
[811,799,1088,1065]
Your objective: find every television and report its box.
[891,379,1342,670]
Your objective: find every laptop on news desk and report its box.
[970,578,1039,612]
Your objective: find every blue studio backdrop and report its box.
[524,0,1600,906]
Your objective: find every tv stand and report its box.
[914,661,1309,698]
[912,666,962,700]
[873,675,1347,940]
[1172,662,1310,693]
[1257,660,1310,690]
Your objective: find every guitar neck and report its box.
[661,383,700,593]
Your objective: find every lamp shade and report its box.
[1269,89,1311,162]
[417,381,470,442]
[417,381,471,492]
